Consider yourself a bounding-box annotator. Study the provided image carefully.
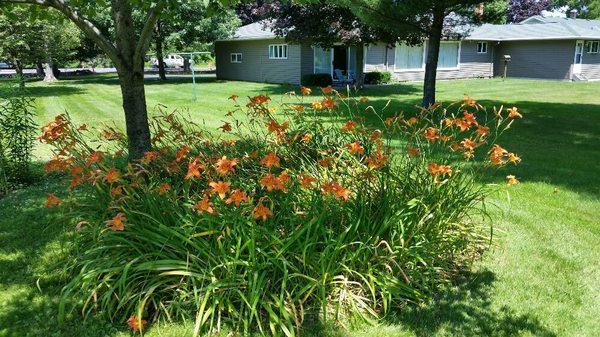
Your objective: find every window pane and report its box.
[314,47,332,74]
[395,44,423,70]
[438,42,459,68]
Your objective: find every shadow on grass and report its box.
[386,270,557,337]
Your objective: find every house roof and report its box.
[224,16,600,43]
[221,21,278,41]
[465,16,600,41]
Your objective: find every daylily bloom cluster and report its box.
[41,88,521,332]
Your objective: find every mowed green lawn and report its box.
[1,74,599,337]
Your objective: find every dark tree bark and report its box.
[118,68,152,158]
[12,58,25,88]
[35,62,45,77]
[355,44,365,88]
[155,20,167,80]
[422,7,445,107]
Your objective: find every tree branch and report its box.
[134,0,166,70]
[0,0,120,67]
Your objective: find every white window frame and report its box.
[477,41,488,54]
[393,43,426,73]
[269,44,288,59]
[587,41,599,54]
[437,41,461,71]
[230,53,242,63]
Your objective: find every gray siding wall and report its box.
[493,40,574,80]
[581,44,600,80]
[364,41,494,81]
[300,44,314,78]
[215,39,302,84]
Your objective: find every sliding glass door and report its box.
[314,47,332,75]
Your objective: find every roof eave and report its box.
[215,36,282,42]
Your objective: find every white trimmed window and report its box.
[477,42,488,54]
[269,44,288,59]
[587,41,599,54]
[394,43,425,71]
[438,41,460,69]
[230,53,242,63]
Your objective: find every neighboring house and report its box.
[215,16,600,85]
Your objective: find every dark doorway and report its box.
[333,46,348,80]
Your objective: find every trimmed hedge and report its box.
[301,73,333,87]
[364,71,392,85]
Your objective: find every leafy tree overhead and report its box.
[0,7,44,80]
[342,0,495,107]
[507,0,551,23]
[0,0,233,159]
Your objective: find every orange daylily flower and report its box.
[142,151,158,164]
[110,186,123,197]
[506,175,520,185]
[78,123,88,131]
[226,189,248,206]
[266,119,289,135]
[322,97,338,110]
[44,156,70,172]
[261,152,280,168]
[300,86,312,95]
[321,85,334,94]
[219,122,232,132]
[461,138,478,151]
[252,203,273,221]
[405,117,418,126]
[228,94,239,101]
[508,107,522,118]
[407,146,421,157]
[185,158,204,180]
[489,144,508,165]
[311,101,324,111]
[318,157,332,167]
[175,145,190,162]
[104,168,121,184]
[86,151,104,167]
[298,174,316,188]
[157,183,171,195]
[127,315,147,332]
[215,156,238,176]
[341,120,357,133]
[260,173,287,192]
[321,180,351,201]
[424,127,440,142]
[346,141,365,155]
[44,193,62,208]
[366,149,388,169]
[247,94,271,106]
[301,133,313,143]
[292,105,305,112]
[193,195,215,214]
[209,181,231,199]
[106,212,126,231]
[428,162,453,183]
[508,153,521,164]
[476,125,490,136]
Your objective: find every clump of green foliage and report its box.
[0,76,37,194]
[41,88,521,336]
[364,71,392,85]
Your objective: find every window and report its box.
[587,41,599,54]
[438,42,460,69]
[477,42,488,54]
[394,43,425,71]
[269,44,288,59]
[230,53,242,63]
[313,47,332,74]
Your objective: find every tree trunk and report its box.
[355,44,365,88]
[44,60,58,82]
[35,62,45,77]
[117,68,152,160]
[12,58,25,89]
[155,21,167,80]
[422,8,445,107]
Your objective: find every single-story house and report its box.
[214,16,600,84]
